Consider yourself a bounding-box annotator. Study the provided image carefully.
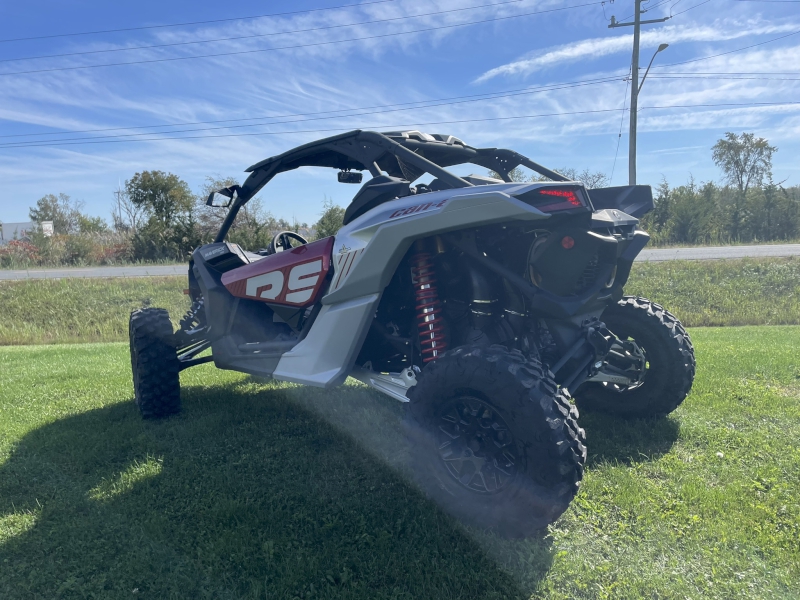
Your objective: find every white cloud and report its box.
[474,20,800,83]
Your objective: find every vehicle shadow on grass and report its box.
[579,412,681,467]
[0,380,543,599]
[270,381,684,593]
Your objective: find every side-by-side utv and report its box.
[130,130,695,537]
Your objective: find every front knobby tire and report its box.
[404,345,586,538]
[129,308,181,419]
[576,296,696,418]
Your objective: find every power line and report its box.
[650,74,800,79]
[0,76,622,138]
[656,70,800,74]
[3,72,796,142]
[0,78,627,146]
[640,100,800,110]
[6,71,796,143]
[671,0,713,15]
[0,109,629,148]
[0,0,397,44]
[610,68,631,181]
[1,0,531,63]
[2,101,797,150]
[668,0,687,15]
[657,28,800,67]
[0,2,603,77]
[646,0,675,11]
[617,0,673,25]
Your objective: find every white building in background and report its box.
[0,221,36,245]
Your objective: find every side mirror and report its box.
[206,185,241,207]
[337,171,363,184]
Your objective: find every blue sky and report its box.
[1,0,798,225]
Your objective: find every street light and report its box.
[639,43,669,93]
[629,42,668,185]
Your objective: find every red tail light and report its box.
[514,186,586,213]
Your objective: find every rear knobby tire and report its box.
[404,345,586,538]
[576,296,695,418]
[129,308,181,419]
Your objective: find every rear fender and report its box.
[272,187,550,388]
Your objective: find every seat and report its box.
[342,175,411,225]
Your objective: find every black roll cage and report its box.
[212,129,568,243]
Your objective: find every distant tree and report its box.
[712,132,776,194]
[556,168,609,189]
[194,175,299,249]
[194,175,242,237]
[488,167,609,188]
[76,215,109,234]
[125,171,195,261]
[486,167,527,182]
[29,193,108,234]
[125,171,193,228]
[670,179,719,244]
[111,184,146,233]
[314,197,346,240]
[29,193,80,234]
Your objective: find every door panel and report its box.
[221,237,334,308]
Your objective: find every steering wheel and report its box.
[268,231,308,254]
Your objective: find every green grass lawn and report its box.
[1,327,798,599]
[2,257,799,345]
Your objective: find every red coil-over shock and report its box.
[410,245,448,363]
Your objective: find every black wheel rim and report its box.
[436,395,518,494]
[602,330,649,393]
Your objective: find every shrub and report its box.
[0,240,41,268]
[64,235,95,265]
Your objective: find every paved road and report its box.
[0,264,185,280]
[636,243,800,262]
[2,244,799,280]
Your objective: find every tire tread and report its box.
[129,308,181,419]
[406,344,586,537]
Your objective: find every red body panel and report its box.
[221,237,334,307]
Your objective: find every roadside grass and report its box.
[0,277,189,345]
[1,327,798,598]
[625,257,800,326]
[0,258,183,271]
[643,238,800,248]
[1,257,799,345]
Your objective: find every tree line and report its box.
[2,132,797,268]
[497,132,799,245]
[1,174,332,267]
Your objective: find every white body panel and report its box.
[273,182,554,388]
[272,293,380,386]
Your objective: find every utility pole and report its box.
[609,1,669,185]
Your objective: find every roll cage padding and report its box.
[213,129,568,243]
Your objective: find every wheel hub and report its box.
[436,396,518,494]
[587,338,648,391]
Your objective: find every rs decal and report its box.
[245,260,323,304]
[220,237,334,308]
[285,260,323,303]
[245,271,283,300]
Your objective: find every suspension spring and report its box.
[410,251,448,363]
